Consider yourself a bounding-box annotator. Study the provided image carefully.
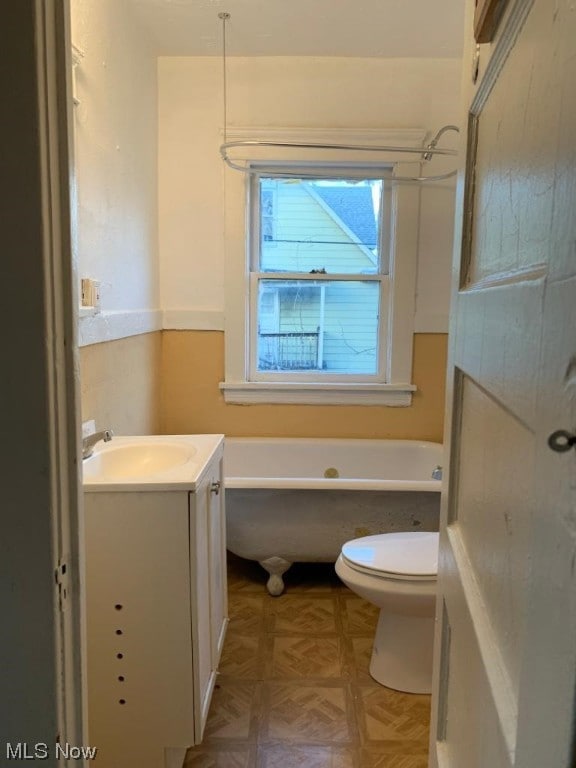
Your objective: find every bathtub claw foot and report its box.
[259,556,292,596]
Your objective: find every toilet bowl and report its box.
[335,531,439,694]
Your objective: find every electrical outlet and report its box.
[82,420,96,439]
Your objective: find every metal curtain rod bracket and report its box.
[217,12,459,183]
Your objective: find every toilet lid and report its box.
[341,532,439,579]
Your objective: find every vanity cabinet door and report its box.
[189,453,228,743]
[208,455,228,667]
[189,477,213,742]
[84,491,195,767]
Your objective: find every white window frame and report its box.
[220,128,424,406]
[248,168,389,383]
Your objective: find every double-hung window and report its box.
[250,171,388,381]
[221,144,421,406]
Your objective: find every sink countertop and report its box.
[83,434,224,492]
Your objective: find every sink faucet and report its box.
[431,465,443,481]
[82,429,113,460]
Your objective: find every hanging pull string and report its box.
[218,12,230,146]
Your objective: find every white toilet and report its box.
[335,530,439,694]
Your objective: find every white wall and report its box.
[158,57,461,332]
[71,0,160,345]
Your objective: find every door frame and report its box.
[41,0,87,750]
[2,0,85,756]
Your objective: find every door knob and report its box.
[548,430,576,453]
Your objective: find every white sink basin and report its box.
[83,434,224,490]
[83,441,196,482]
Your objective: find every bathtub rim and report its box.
[226,478,441,491]
[225,436,442,449]
[224,436,443,491]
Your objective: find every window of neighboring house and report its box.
[221,150,421,406]
[249,172,388,382]
[260,186,276,244]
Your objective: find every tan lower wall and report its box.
[80,332,162,435]
[160,331,448,442]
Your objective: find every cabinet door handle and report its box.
[210,481,221,495]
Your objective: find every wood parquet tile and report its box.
[258,744,355,767]
[347,636,376,684]
[360,752,428,768]
[357,687,430,746]
[228,595,267,635]
[219,633,264,680]
[265,682,352,742]
[184,553,432,768]
[183,746,255,767]
[269,635,346,679]
[268,596,338,635]
[339,594,380,635]
[203,683,260,741]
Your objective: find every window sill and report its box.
[219,381,416,406]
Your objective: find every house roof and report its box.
[312,185,378,250]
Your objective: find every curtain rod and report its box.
[217,12,459,184]
[220,133,459,183]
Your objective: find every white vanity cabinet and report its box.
[189,459,228,735]
[83,435,227,768]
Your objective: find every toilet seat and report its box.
[341,531,438,582]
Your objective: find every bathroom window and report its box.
[251,174,386,379]
[221,144,421,405]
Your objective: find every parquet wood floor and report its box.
[184,554,431,768]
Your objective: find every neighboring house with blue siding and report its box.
[258,179,381,375]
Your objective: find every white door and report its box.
[430,0,576,766]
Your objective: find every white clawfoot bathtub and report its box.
[224,438,442,595]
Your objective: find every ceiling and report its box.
[128,0,466,58]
